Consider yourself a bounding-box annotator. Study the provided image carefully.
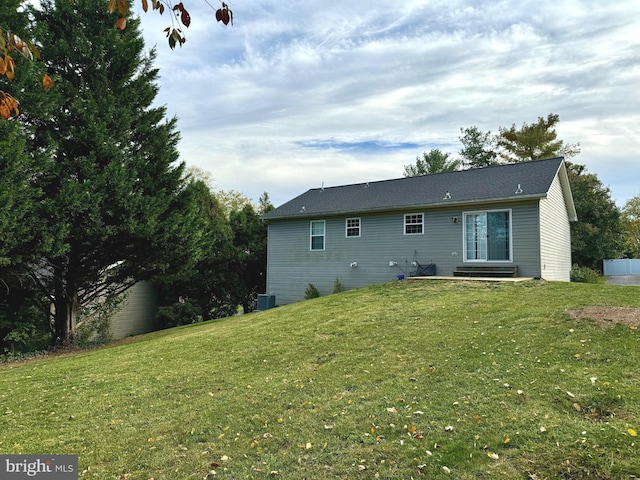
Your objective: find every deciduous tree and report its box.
[108,0,233,49]
[567,162,625,270]
[622,195,640,258]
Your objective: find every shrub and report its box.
[156,299,203,328]
[1,302,50,356]
[570,264,600,283]
[304,283,320,299]
[332,277,344,294]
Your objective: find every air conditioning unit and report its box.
[257,294,276,311]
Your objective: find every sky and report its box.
[134,0,639,208]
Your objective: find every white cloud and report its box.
[136,0,640,207]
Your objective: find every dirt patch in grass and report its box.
[566,306,640,329]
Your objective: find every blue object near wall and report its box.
[257,294,276,311]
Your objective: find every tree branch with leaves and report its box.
[109,0,232,49]
[1,0,232,121]
[0,28,52,119]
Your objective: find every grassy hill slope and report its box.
[1,280,639,479]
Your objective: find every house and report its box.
[109,281,158,339]
[109,281,159,340]
[261,157,577,305]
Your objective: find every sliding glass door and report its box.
[464,210,511,262]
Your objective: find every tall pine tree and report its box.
[1,0,58,353]
[32,0,204,345]
[497,113,580,163]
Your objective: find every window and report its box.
[310,220,325,251]
[346,217,361,237]
[464,210,511,261]
[404,213,424,235]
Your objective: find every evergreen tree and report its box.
[0,0,55,353]
[230,203,270,312]
[155,180,238,325]
[497,113,580,163]
[403,149,460,177]
[458,126,499,168]
[258,191,275,215]
[0,0,48,268]
[31,0,203,345]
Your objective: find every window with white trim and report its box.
[310,220,325,251]
[464,210,511,261]
[404,213,424,235]
[346,217,361,237]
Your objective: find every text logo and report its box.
[0,455,78,479]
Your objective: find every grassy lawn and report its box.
[1,280,639,479]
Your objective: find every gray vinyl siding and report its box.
[539,174,572,281]
[509,201,541,278]
[266,201,542,305]
[109,281,160,340]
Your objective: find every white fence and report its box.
[603,259,640,276]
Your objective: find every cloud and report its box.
[136,0,640,207]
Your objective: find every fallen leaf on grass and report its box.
[629,428,637,437]
[573,402,582,412]
[386,407,398,414]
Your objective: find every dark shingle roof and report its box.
[263,157,567,220]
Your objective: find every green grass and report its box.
[1,280,640,479]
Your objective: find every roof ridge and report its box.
[263,157,566,220]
